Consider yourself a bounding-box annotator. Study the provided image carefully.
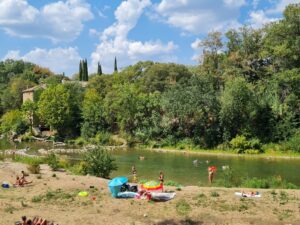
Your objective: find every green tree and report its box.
[83,146,117,178]
[220,77,257,141]
[162,75,220,147]
[83,59,89,81]
[141,63,192,93]
[21,101,37,134]
[1,77,35,112]
[37,85,71,133]
[97,62,102,75]
[79,60,83,81]
[0,109,27,134]
[63,82,85,137]
[114,56,118,73]
[263,4,300,70]
[81,89,106,138]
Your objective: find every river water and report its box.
[1,139,299,186]
[110,149,300,186]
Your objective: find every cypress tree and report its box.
[97,62,102,75]
[84,59,89,81]
[79,60,83,81]
[114,56,118,73]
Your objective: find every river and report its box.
[1,139,299,186]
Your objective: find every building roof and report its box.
[22,84,46,93]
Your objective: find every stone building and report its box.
[22,85,46,103]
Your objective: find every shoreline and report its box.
[142,147,300,160]
[2,140,300,160]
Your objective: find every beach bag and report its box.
[129,185,138,192]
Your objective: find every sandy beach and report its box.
[1,161,300,225]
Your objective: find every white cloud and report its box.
[153,0,245,34]
[0,0,93,42]
[223,0,246,7]
[248,10,278,28]
[247,0,297,28]
[191,38,201,50]
[3,47,81,76]
[89,28,101,37]
[267,0,299,14]
[91,0,177,73]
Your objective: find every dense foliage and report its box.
[0,4,299,153]
[82,147,117,178]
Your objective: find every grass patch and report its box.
[176,199,191,216]
[31,189,75,203]
[210,191,220,197]
[241,176,299,189]
[4,205,17,214]
[279,191,289,205]
[273,208,294,220]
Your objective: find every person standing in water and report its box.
[208,166,216,184]
[131,165,137,183]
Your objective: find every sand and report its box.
[0,161,299,225]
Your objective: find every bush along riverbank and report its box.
[139,134,300,158]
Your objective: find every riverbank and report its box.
[142,146,300,159]
[1,161,300,225]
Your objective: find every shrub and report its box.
[241,176,299,189]
[210,191,220,197]
[160,135,176,147]
[0,153,4,161]
[242,177,270,188]
[218,168,241,188]
[67,161,86,175]
[0,110,28,135]
[244,149,261,154]
[282,132,300,152]
[248,138,262,150]
[27,163,40,174]
[176,138,194,150]
[45,153,59,171]
[58,158,70,169]
[82,146,117,178]
[75,137,85,145]
[176,199,191,215]
[229,135,262,154]
[92,132,112,145]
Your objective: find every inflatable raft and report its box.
[151,192,176,201]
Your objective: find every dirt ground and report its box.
[0,161,299,225]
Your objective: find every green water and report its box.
[1,139,299,186]
[110,149,300,186]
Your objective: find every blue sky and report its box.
[0,0,297,76]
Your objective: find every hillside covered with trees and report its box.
[0,4,299,154]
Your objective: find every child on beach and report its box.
[131,165,137,183]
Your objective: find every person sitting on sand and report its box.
[15,176,24,187]
[15,175,32,187]
[21,170,29,179]
[241,191,257,197]
[21,216,27,225]
[20,216,58,225]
